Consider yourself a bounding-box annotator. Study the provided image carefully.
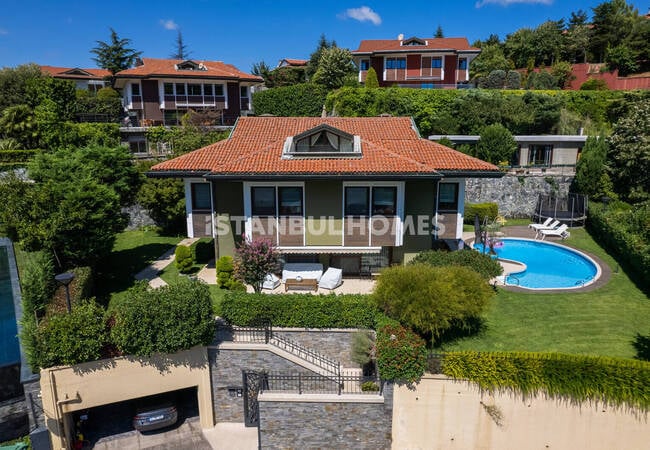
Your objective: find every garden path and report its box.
[134,237,198,288]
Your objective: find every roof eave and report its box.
[146,170,212,179]
[438,170,504,178]
[204,173,445,181]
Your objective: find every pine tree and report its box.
[435,25,444,38]
[171,31,190,60]
[91,28,142,85]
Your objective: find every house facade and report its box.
[351,36,481,88]
[430,135,587,172]
[39,66,110,92]
[113,58,263,127]
[150,117,500,271]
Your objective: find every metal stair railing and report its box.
[230,322,341,377]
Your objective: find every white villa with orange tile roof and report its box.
[150,116,502,273]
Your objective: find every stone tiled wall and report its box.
[208,348,317,423]
[465,175,573,218]
[22,378,45,429]
[259,384,393,450]
[272,329,369,368]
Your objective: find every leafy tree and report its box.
[479,70,507,89]
[551,61,574,89]
[532,20,566,66]
[373,265,494,342]
[573,136,611,200]
[504,28,536,69]
[170,30,191,59]
[580,78,609,90]
[91,28,142,84]
[136,166,186,234]
[36,300,108,368]
[364,67,379,88]
[24,76,76,121]
[476,123,517,164]
[525,70,559,90]
[607,101,650,202]
[312,47,356,90]
[0,64,43,112]
[470,44,513,80]
[505,70,521,89]
[306,34,336,80]
[589,0,639,63]
[435,25,444,38]
[233,238,279,293]
[605,44,639,76]
[111,279,215,357]
[565,10,591,63]
[0,104,39,148]
[251,61,273,86]
[268,66,307,87]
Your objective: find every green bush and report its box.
[70,266,94,304]
[440,351,650,412]
[0,149,38,163]
[36,300,108,368]
[111,279,215,357]
[464,202,499,224]
[191,238,214,264]
[216,255,234,288]
[580,78,609,91]
[20,252,55,317]
[351,331,374,367]
[174,245,193,274]
[221,292,378,328]
[376,324,427,383]
[252,83,328,116]
[373,265,495,342]
[587,202,650,289]
[410,249,503,281]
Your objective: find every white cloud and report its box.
[0,28,8,36]
[159,19,179,30]
[338,6,382,26]
[475,0,553,7]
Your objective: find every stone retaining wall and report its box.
[272,329,366,368]
[122,203,156,230]
[465,174,574,218]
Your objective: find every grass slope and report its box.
[440,228,650,358]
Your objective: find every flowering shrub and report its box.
[233,237,279,293]
[376,323,427,383]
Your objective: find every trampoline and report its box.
[532,193,587,227]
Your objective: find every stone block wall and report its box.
[465,174,574,218]
[208,347,318,423]
[272,329,367,368]
[259,384,393,450]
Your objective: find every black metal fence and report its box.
[260,372,383,396]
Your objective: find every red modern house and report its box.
[351,35,481,89]
[113,58,263,126]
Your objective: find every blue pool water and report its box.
[474,238,599,289]
[0,246,20,366]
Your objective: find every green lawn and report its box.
[440,228,650,359]
[97,230,182,309]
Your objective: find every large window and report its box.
[251,187,276,216]
[529,145,553,166]
[458,58,467,70]
[372,187,397,216]
[188,84,202,95]
[175,83,186,95]
[386,58,406,69]
[278,187,303,216]
[438,183,458,211]
[360,60,370,71]
[431,57,442,69]
[345,187,369,216]
[164,83,174,95]
[191,183,211,210]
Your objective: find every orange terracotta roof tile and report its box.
[280,58,309,67]
[353,37,480,54]
[39,65,111,79]
[114,58,263,82]
[151,117,499,176]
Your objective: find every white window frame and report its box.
[158,79,228,108]
[342,181,405,247]
[184,178,214,238]
[434,178,465,240]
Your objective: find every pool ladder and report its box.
[574,278,589,287]
[505,274,520,286]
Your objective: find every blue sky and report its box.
[1,0,648,73]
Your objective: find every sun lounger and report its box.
[530,219,560,232]
[528,217,553,230]
[318,267,343,290]
[538,224,570,240]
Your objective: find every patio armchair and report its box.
[318,267,343,290]
[262,273,281,290]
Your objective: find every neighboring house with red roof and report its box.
[150,116,501,271]
[277,58,308,68]
[351,35,481,89]
[113,58,263,127]
[39,65,111,92]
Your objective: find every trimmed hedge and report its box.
[410,249,503,280]
[587,202,650,288]
[70,266,94,305]
[464,202,498,225]
[191,238,214,264]
[0,149,38,163]
[174,245,193,274]
[252,83,328,117]
[440,351,650,412]
[221,292,378,329]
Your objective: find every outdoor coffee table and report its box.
[285,278,318,292]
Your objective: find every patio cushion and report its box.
[319,267,343,290]
[281,263,323,282]
[262,273,281,290]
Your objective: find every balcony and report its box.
[163,94,226,108]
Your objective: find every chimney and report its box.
[398,33,404,41]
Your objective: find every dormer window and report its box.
[401,37,427,46]
[175,60,207,71]
[283,124,361,158]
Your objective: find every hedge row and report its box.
[221,292,378,329]
[464,202,499,225]
[440,351,650,412]
[587,202,650,287]
[191,238,214,264]
[0,149,39,163]
[410,249,503,280]
[252,83,328,117]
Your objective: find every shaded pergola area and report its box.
[533,193,587,227]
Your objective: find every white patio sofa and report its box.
[281,263,324,283]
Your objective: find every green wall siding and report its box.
[213,181,243,257]
[305,181,343,246]
[402,180,436,262]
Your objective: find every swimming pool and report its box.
[474,238,600,290]
[0,245,20,367]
